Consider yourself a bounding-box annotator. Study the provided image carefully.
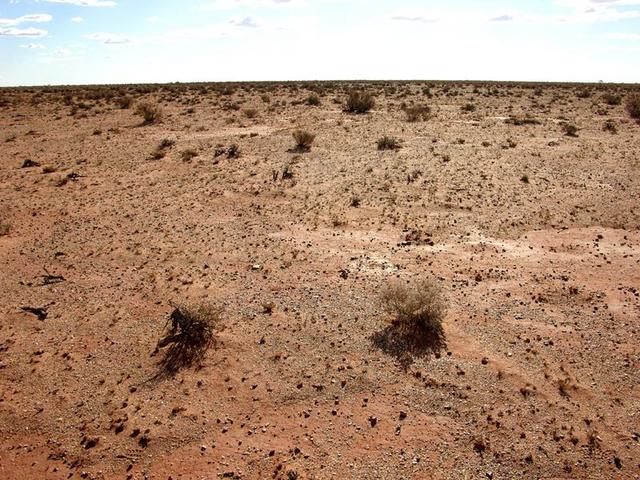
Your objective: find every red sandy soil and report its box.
[0,82,639,479]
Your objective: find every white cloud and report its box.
[85,32,132,44]
[603,32,640,39]
[230,16,260,27]
[44,0,116,7]
[0,27,48,37]
[0,14,52,26]
[20,42,46,48]
[199,0,306,10]
[71,16,84,22]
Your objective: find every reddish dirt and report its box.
[0,82,639,479]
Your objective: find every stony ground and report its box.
[0,81,639,479]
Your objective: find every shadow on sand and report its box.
[370,322,447,369]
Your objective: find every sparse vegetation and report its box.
[136,102,163,125]
[377,136,401,151]
[292,130,315,151]
[156,303,222,374]
[461,103,476,112]
[345,90,375,113]
[380,278,447,334]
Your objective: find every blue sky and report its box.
[1,0,639,86]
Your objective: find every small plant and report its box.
[156,303,222,374]
[345,90,375,113]
[520,174,529,184]
[561,122,578,137]
[136,102,163,125]
[603,119,617,134]
[404,105,431,122]
[380,278,447,333]
[377,136,401,151]
[626,93,640,120]
[305,94,321,106]
[461,103,476,112]
[292,130,315,151]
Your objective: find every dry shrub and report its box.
[156,303,222,374]
[403,105,431,122]
[305,94,321,106]
[602,93,621,106]
[292,130,315,151]
[380,278,447,333]
[626,94,640,119]
[116,95,134,109]
[136,101,163,125]
[345,90,375,113]
[377,136,401,151]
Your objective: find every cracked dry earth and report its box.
[0,82,639,479]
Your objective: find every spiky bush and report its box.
[345,90,375,113]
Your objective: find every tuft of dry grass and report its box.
[380,278,447,333]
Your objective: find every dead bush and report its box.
[380,278,447,333]
[345,90,375,113]
[602,93,621,106]
[292,130,315,151]
[156,303,222,374]
[136,101,163,125]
